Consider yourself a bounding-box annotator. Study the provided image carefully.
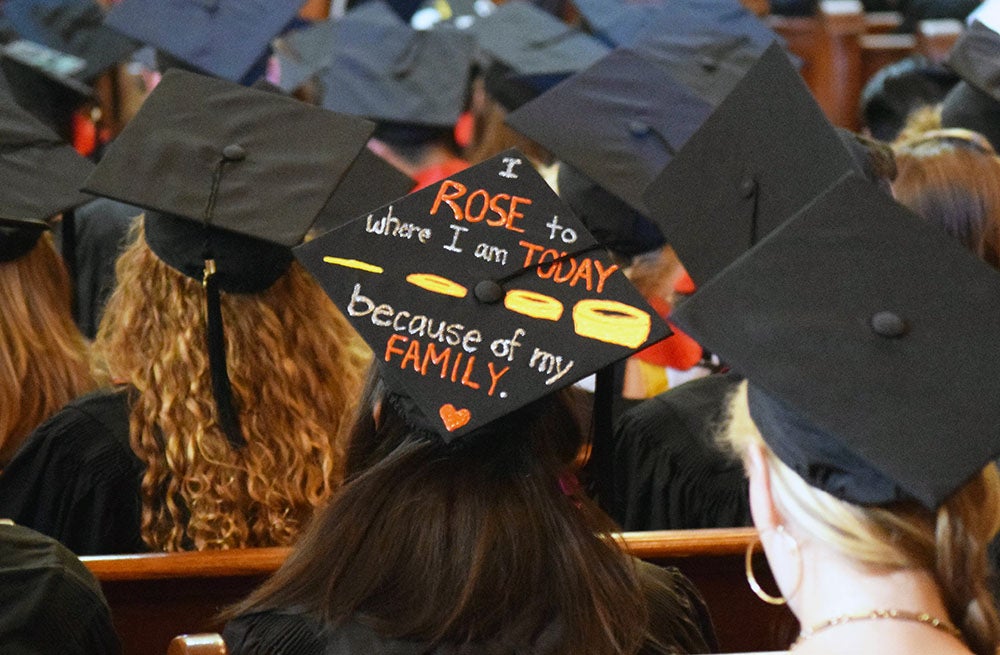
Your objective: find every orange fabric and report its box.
[633,296,703,370]
[411,158,470,192]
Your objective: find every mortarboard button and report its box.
[474,280,505,304]
[628,120,651,138]
[739,177,757,199]
[699,54,719,72]
[222,144,246,162]
[870,311,907,338]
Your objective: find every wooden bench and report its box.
[82,528,796,655]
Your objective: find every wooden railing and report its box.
[82,528,797,655]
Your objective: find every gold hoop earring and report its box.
[745,528,787,606]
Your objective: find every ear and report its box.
[746,442,781,533]
[373,398,384,429]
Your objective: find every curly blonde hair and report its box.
[95,222,370,551]
[0,233,97,465]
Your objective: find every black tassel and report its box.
[204,260,247,448]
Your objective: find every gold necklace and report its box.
[792,609,963,649]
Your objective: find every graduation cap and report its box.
[556,163,665,260]
[0,88,94,262]
[465,1,609,111]
[0,0,137,132]
[506,46,713,215]
[641,43,858,286]
[294,148,671,441]
[671,173,1000,510]
[1,0,138,81]
[82,68,376,447]
[311,149,415,235]
[628,0,780,107]
[317,14,475,129]
[103,0,307,83]
[273,0,407,94]
[940,20,1000,151]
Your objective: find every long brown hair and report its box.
[234,370,649,654]
[0,233,96,465]
[893,136,1000,269]
[95,221,370,551]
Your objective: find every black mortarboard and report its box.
[466,1,609,110]
[641,43,857,286]
[1,0,138,81]
[0,88,93,261]
[295,148,671,441]
[0,0,136,133]
[318,16,474,128]
[273,1,406,93]
[628,1,780,107]
[506,46,712,215]
[672,173,1000,511]
[82,68,376,447]
[556,163,665,260]
[941,20,1000,151]
[104,0,306,83]
[311,149,415,236]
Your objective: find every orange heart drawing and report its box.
[439,404,471,432]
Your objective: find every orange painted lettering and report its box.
[487,362,509,396]
[506,196,530,233]
[401,338,422,372]
[429,180,467,220]
[385,334,408,362]
[519,240,544,267]
[465,189,490,222]
[594,260,619,293]
[460,356,480,390]
[421,342,452,378]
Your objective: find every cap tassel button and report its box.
[871,311,908,338]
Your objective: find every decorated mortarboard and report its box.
[641,43,857,286]
[103,0,307,83]
[506,46,712,215]
[671,172,1000,510]
[295,148,671,440]
[0,88,93,261]
[318,16,474,128]
[82,68,376,447]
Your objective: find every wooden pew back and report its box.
[83,529,796,655]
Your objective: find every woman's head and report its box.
[722,380,1000,655]
[0,232,96,464]
[892,132,1000,268]
[96,220,370,550]
[236,368,648,654]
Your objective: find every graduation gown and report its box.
[0,522,122,654]
[610,372,751,532]
[0,388,145,555]
[224,560,718,655]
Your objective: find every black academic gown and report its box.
[224,559,718,655]
[0,388,145,555]
[69,199,141,338]
[610,372,751,532]
[0,522,122,654]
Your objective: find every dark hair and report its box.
[860,56,958,142]
[233,366,649,653]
